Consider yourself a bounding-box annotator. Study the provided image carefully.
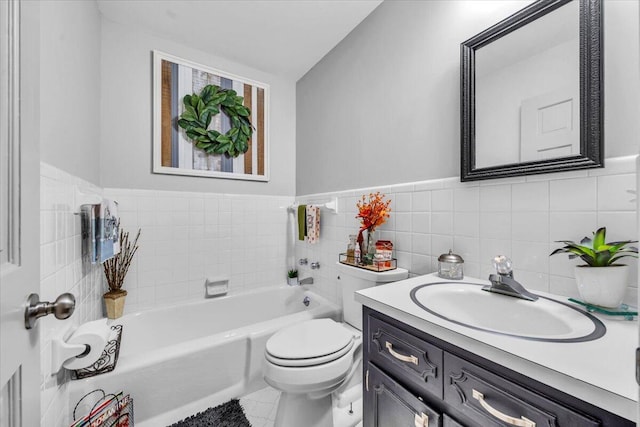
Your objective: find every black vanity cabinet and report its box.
[363,307,634,427]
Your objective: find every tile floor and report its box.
[239,385,365,427]
[240,386,281,427]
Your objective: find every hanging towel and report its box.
[307,205,320,244]
[297,205,307,241]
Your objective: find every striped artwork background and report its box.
[159,59,266,177]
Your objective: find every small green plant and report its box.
[287,269,298,278]
[550,227,638,267]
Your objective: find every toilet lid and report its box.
[266,319,355,361]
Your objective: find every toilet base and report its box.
[275,392,333,427]
[332,387,362,427]
[274,383,363,427]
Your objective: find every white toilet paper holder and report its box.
[71,324,123,379]
[51,324,89,373]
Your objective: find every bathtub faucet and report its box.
[299,277,314,285]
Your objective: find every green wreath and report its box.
[177,84,254,158]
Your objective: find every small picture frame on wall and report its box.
[152,50,269,181]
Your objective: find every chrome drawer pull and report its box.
[472,390,535,427]
[385,341,418,365]
[414,412,429,427]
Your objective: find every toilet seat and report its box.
[265,319,357,367]
[266,339,355,367]
[263,319,363,396]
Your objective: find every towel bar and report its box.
[286,197,338,214]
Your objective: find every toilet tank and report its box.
[337,263,409,330]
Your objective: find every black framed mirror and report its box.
[461,0,603,181]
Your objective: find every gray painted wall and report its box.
[604,0,640,158]
[296,0,640,195]
[40,0,102,185]
[100,19,296,196]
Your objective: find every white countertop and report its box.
[356,273,639,421]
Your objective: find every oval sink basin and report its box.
[410,282,605,342]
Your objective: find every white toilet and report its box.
[263,263,408,427]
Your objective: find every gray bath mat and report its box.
[168,399,251,427]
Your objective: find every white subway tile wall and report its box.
[40,163,104,426]
[103,189,293,314]
[295,156,638,308]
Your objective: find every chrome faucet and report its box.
[483,255,538,301]
[299,277,314,285]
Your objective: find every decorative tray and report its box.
[568,298,637,320]
[339,253,397,272]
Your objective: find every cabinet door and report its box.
[365,363,441,427]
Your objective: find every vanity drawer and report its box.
[368,315,443,399]
[365,363,442,427]
[443,353,600,427]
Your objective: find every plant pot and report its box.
[287,277,299,286]
[573,265,629,308]
[104,290,127,319]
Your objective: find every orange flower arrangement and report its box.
[356,192,391,257]
[356,192,391,232]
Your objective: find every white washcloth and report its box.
[306,205,320,244]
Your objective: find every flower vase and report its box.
[367,229,377,256]
[362,229,377,265]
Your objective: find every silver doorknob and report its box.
[24,293,76,329]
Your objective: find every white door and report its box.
[520,87,580,163]
[0,0,41,425]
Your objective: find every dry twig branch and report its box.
[103,227,141,293]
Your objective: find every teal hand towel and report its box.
[298,205,307,241]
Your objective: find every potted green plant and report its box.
[550,227,637,307]
[103,227,140,319]
[287,269,299,286]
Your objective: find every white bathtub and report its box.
[68,285,340,426]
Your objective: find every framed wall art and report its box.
[153,50,269,181]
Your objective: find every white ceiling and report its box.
[97,0,383,81]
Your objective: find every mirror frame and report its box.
[460,0,603,182]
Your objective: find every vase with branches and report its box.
[103,227,140,319]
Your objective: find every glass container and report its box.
[438,249,464,280]
[346,235,356,263]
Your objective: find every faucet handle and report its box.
[492,255,513,276]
